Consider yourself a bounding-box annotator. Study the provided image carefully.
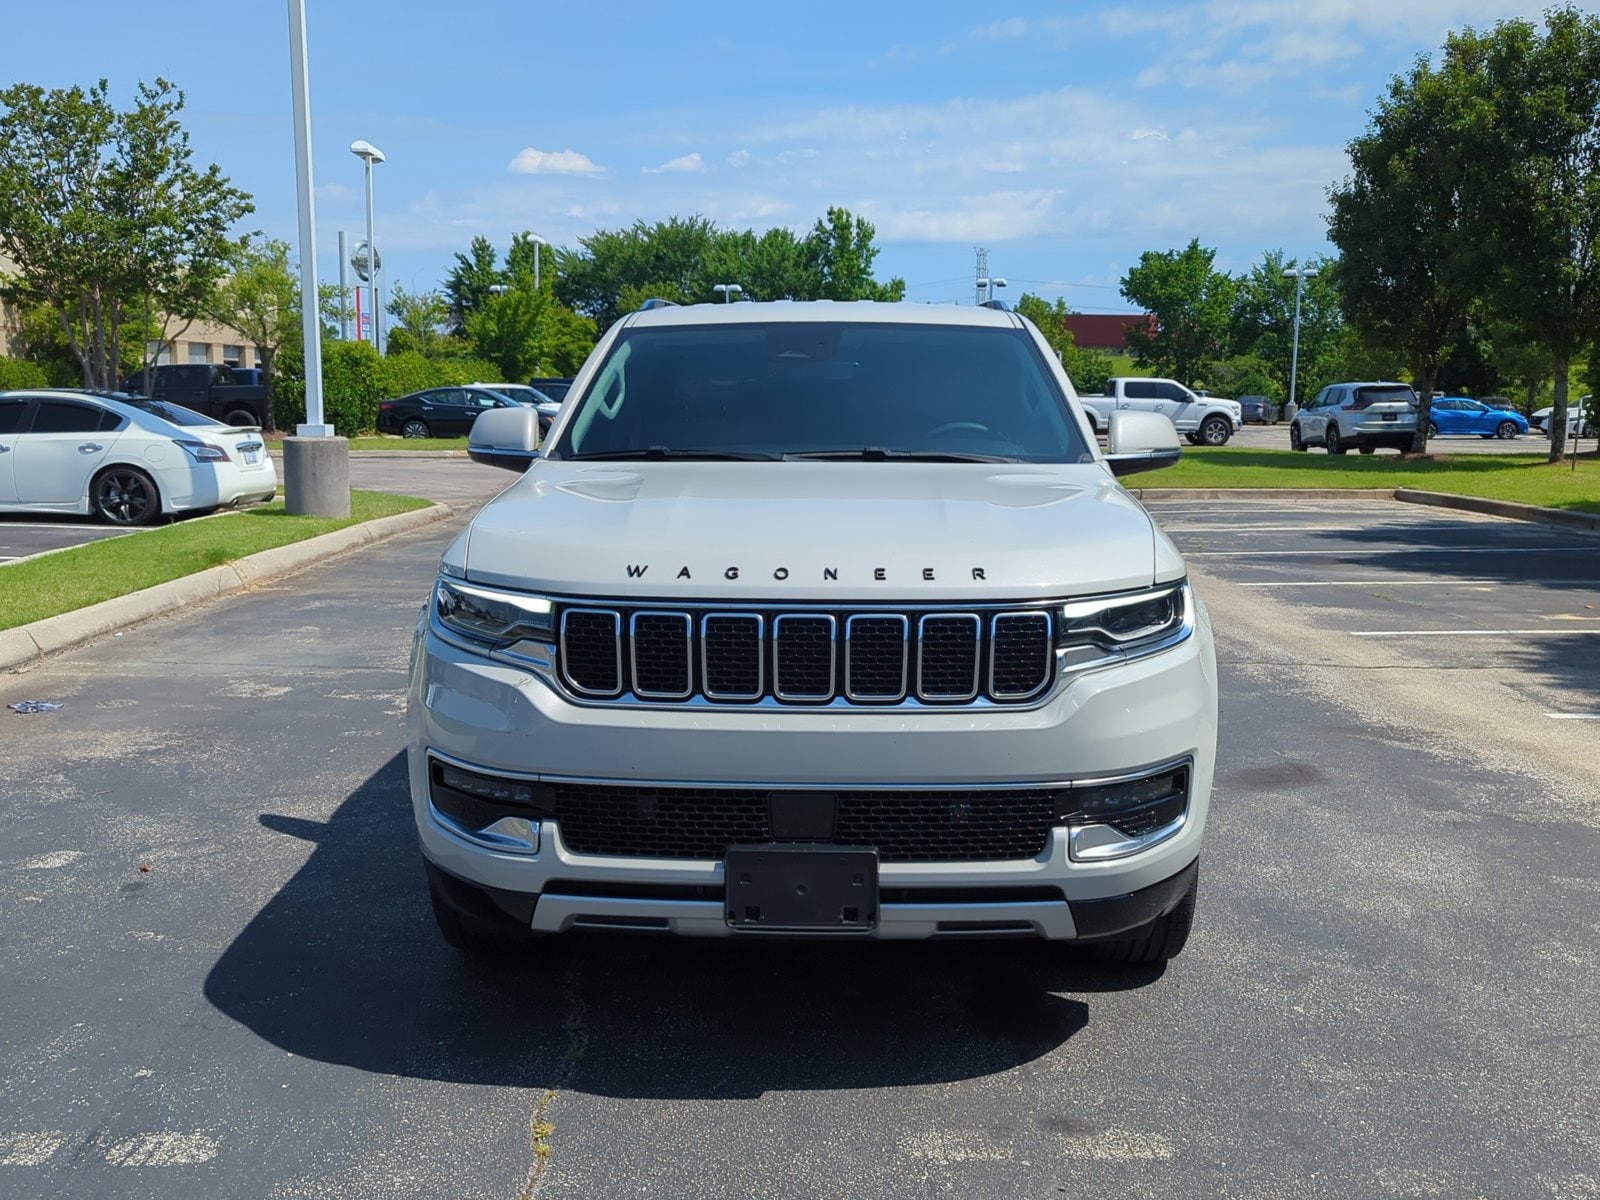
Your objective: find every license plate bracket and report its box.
[244,449,260,464]
[725,845,878,931]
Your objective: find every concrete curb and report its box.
[1131,488,1396,501]
[1394,488,1600,532]
[0,502,455,674]
[1131,485,1600,532]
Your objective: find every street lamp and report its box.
[713,283,744,303]
[283,0,348,518]
[528,233,544,293]
[976,276,1007,304]
[1284,265,1318,413]
[350,139,385,352]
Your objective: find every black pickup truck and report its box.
[121,364,269,428]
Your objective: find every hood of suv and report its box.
[456,461,1168,601]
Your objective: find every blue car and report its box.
[1426,397,1528,439]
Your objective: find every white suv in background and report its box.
[1290,382,1419,454]
[409,301,1218,966]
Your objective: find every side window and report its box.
[0,399,27,434]
[1123,381,1158,400]
[1156,382,1189,402]
[29,401,108,434]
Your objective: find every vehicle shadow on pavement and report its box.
[204,753,1160,1098]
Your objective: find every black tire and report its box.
[92,466,161,526]
[1289,424,1306,452]
[1089,869,1198,965]
[1199,415,1231,446]
[1359,445,1375,455]
[1326,424,1347,455]
[1185,433,1203,446]
[223,408,258,428]
[1496,421,1518,439]
[402,419,431,439]
[426,861,541,957]
[1426,421,1439,439]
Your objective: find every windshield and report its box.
[119,398,226,427]
[548,322,1092,463]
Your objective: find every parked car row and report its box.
[375,380,573,439]
[1425,397,1526,439]
[0,389,277,524]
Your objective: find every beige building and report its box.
[0,252,260,372]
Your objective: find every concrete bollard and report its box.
[283,436,351,518]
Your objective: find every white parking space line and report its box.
[1548,713,1600,720]
[1239,579,1503,588]
[1351,629,1600,638]
[1188,547,1593,557]
[0,1131,67,1167]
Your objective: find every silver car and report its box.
[1290,382,1418,455]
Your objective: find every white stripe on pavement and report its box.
[0,1132,66,1167]
[1547,713,1600,720]
[1189,547,1590,557]
[1350,629,1600,638]
[1239,579,1502,588]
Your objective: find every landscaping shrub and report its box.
[0,356,49,390]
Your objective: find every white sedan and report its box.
[1531,401,1593,438]
[0,389,278,525]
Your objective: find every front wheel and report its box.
[1089,868,1198,965]
[223,408,258,429]
[1426,421,1439,439]
[1289,424,1306,452]
[1185,433,1203,446]
[1359,445,1375,455]
[1199,415,1232,446]
[92,467,161,526]
[401,419,431,439]
[1496,421,1518,439]
[1326,424,1347,455]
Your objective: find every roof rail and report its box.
[979,299,1011,312]
[637,298,678,311]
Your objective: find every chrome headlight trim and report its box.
[433,577,556,649]
[1058,581,1191,665]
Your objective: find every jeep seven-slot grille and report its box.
[558,605,1054,705]
[546,782,1059,861]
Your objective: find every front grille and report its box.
[557,603,1054,706]
[547,782,1059,861]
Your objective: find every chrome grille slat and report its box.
[559,603,1053,707]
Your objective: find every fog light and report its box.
[439,763,540,806]
[1058,763,1189,850]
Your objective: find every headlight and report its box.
[1059,582,1190,658]
[433,577,555,647]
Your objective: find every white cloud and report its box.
[645,152,706,174]
[506,147,604,175]
[727,149,750,168]
[970,17,1030,41]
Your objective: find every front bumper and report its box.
[407,604,1217,941]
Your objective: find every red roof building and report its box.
[1058,313,1155,352]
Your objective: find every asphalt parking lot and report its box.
[1,492,1596,1198]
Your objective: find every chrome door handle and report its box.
[79,443,103,452]
[0,444,10,453]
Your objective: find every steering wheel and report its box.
[926,421,990,439]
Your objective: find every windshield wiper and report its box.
[781,447,1021,463]
[567,447,781,461]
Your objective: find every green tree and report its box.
[206,237,296,432]
[1014,292,1115,394]
[443,235,501,336]
[1228,251,1344,407]
[0,78,251,389]
[1327,43,1479,452]
[558,215,719,329]
[385,283,452,357]
[1203,355,1280,403]
[1119,239,1236,387]
[801,208,905,302]
[1451,7,1600,460]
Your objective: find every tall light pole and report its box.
[283,0,348,517]
[713,283,744,303]
[529,233,544,293]
[1284,265,1318,413]
[350,139,385,351]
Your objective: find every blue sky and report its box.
[5,1,1550,313]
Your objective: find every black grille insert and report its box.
[631,612,692,698]
[547,782,1059,862]
[917,614,981,700]
[990,612,1052,698]
[561,609,621,695]
[846,615,909,700]
[702,614,763,699]
[774,615,835,699]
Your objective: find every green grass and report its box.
[1137,448,1600,513]
[344,436,468,451]
[0,490,431,630]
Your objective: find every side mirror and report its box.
[468,405,542,472]
[1103,410,1181,477]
